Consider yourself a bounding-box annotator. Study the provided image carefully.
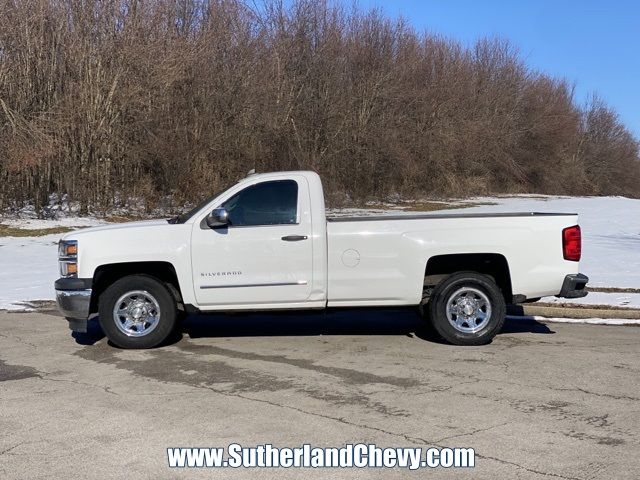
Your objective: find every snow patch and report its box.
[0,233,61,310]
[541,291,640,309]
[1,217,106,230]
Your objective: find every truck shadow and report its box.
[73,308,554,347]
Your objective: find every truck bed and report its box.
[326,211,580,307]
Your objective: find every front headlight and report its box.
[58,240,78,277]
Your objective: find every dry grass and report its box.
[0,224,76,237]
[360,200,496,212]
[535,301,640,311]
[400,201,496,212]
[587,286,640,294]
[9,300,57,312]
[102,215,142,223]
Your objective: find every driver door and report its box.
[190,177,314,308]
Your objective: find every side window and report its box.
[222,180,298,227]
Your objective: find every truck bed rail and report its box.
[326,212,576,222]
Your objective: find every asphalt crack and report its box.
[433,421,513,443]
[39,374,120,396]
[0,443,25,456]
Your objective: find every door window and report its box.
[222,180,298,226]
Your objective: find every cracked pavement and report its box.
[0,308,639,479]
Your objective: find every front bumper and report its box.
[557,273,589,299]
[55,277,92,332]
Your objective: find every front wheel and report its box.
[426,272,506,346]
[98,275,178,349]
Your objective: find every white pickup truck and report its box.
[55,171,588,348]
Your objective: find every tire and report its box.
[98,275,178,349]
[426,271,506,346]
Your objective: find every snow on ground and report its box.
[0,217,106,311]
[1,217,106,230]
[0,233,61,310]
[541,291,640,309]
[1,195,639,313]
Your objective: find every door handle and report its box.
[281,235,308,242]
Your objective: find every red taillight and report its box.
[562,225,581,261]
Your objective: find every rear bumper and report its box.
[55,277,92,332]
[557,273,589,299]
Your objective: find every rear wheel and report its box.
[426,272,506,345]
[98,275,178,349]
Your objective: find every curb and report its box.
[507,304,640,320]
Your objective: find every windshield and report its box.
[169,185,232,224]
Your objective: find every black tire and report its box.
[426,271,506,346]
[98,275,178,349]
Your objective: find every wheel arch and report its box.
[89,261,183,314]
[424,253,513,304]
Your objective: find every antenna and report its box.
[246,168,256,177]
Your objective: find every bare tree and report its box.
[0,0,638,217]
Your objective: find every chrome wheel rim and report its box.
[113,290,161,337]
[445,287,492,334]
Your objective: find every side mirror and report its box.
[206,208,229,228]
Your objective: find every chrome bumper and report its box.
[55,277,93,333]
[56,289,91,318]
[55,289,91,333]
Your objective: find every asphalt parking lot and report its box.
[1,308,639,479]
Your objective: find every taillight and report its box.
[562,225,581,261]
